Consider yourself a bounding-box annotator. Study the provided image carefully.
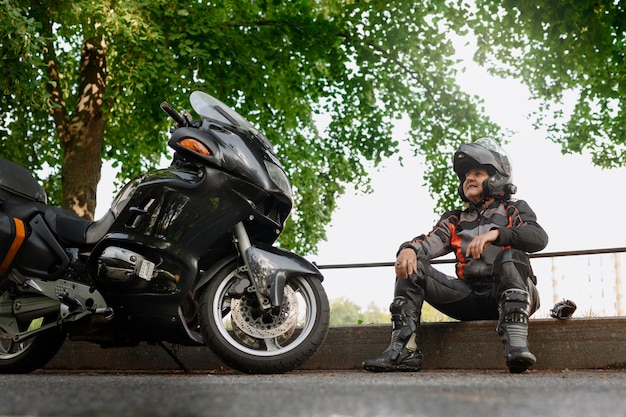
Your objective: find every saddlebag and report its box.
[0,158,47,203]
[0,214,27,276]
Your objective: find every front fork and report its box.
[233,222,273,311]
[232,221,323,310]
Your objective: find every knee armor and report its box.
[493,249,535,294]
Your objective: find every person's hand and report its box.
[395,248,417,279]
[465,229,500,259]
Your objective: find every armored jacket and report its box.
[400,199,548,282]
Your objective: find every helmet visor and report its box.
[453,138,512,181]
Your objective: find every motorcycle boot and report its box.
[497,288,536,373]
[362,296,422,372]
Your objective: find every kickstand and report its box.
[157,341,189,373]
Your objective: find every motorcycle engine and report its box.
[95,246,181,293]
[96,246,156,283]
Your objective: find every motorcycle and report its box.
[0,91,330,374]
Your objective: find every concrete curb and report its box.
[44,318,626,372]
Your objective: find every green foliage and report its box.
[0,0,500,254]
[0,0,54,166]
[422,302,455,323]
[330,297,390,325]
[468,1,626,167]
[329,298,453,325]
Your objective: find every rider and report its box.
[362,138,548,373]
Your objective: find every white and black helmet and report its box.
[453,138,517,202]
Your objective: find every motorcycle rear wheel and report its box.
[0,315,67,374]
[199,262,329,374]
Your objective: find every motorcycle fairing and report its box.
[103,161,287,256]
[168,124,292,208]
[89,165,265,295]
[244,244,324,307]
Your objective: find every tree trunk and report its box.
[60,36,107,220]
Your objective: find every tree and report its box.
[422,302,454,323]
[361,302,391,325]
[468,1,626,167]
[329,297,363,325]
[329,298,452,324]
[1,0,500,254]
[329,298,389,325]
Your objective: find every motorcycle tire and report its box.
[0,315,67,374]
[198,261,330,374]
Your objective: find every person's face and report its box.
[463,168,490,203]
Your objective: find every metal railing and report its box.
[314,247,626,318]
[315,247,626,270]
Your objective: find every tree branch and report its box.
[30,0,70,145]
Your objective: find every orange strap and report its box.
[0,218,26,275]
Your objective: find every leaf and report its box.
[0,0,502,253]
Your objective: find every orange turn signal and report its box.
[179,138,211,156]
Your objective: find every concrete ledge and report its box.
[44,318,626,371]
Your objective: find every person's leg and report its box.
[362,261,486,372]
[361,293,423,372]
[493,249,540,373]
[415,261,500,321]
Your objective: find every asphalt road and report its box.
[0,369,624,417]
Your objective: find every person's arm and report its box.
[394,211,457,278]
[491,200,549,253]
[465,229,500,259]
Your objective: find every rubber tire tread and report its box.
[198,262,329,374]
[0,317,67,374]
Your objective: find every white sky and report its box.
[311,51,626,318]
[96,43,626,318]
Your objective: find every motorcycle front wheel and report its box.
[198,262,330,374]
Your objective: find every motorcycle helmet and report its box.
[453,138,517,202]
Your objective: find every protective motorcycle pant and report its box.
[493,250,539,373]
[381,248,539,372]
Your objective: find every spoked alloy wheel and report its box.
[199,262,329,374]
[0,315,66,374]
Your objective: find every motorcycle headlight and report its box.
[264,160,292,196]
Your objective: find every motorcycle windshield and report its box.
[190,91,271,148]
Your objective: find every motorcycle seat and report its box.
[44,208,115,246]
[3,199,115,246]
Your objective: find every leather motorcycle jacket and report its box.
[399,199,548,282]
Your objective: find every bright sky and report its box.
[311,51,626,318]
[96,42,626,319]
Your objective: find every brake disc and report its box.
[230,285,298,340]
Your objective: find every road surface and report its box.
[0,369,623,416]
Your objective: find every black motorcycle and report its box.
[0,91,330,374]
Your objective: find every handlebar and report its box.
[160,101,187,127]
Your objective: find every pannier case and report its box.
[0,214,26,275]
[0,159,42,275]
[0,159,47,203]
